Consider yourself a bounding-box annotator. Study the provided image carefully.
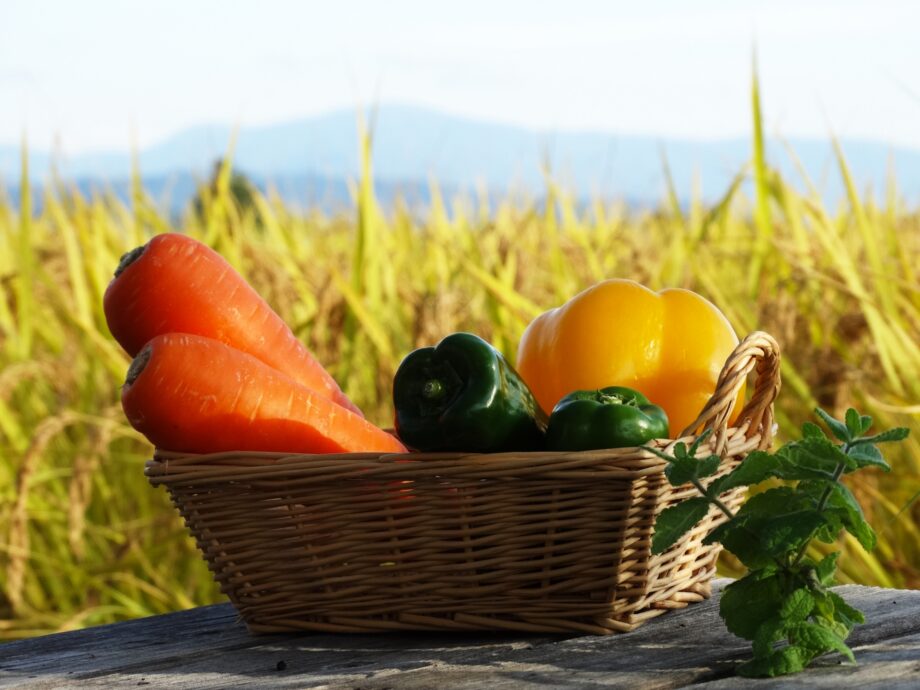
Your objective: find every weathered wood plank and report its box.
[0,604,244,686]
[1,631,556,690]
[344,585,920,690]
[0,606,556,689]
[0,580,918,689]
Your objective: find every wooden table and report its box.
[0,580,917,689]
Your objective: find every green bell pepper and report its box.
[545,386,669,451]
[393,332,547,452]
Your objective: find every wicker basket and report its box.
[146,331,780,635]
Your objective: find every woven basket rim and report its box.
[145,429,768,487]
[151,425,750,462]
[146,331,781,486]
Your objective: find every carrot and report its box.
[121,333,407,455]
[103,233,362,416]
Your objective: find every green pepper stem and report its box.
[422,379,446,401]
[597,391,637,407]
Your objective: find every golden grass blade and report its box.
[831,136,898,320]
[14,137,35,359]
[331,268,395,370]
[748,54,774,296]
[455,254,544,323]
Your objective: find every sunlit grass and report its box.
[0,89,918,639]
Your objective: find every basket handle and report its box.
[679,331,781,454]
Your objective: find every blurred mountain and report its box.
[3,105,919,213]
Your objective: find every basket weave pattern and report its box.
[147,332,781,634]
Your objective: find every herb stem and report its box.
[790,442,851,567]
[690,476,787,569]
[691,478,736,519]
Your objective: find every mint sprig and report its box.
[646,407,909,678]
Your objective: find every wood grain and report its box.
[0,580,917,689]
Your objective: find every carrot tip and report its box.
[125,344,152,387]
[114,244,147,279]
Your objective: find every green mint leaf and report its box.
[781,588,816,623]
[815,552,840,585]
[707,487,825,568]
[664,455,702,486]
[859,414,873,435]
[759,510,827,556]
[697,454,722,478]
[720,570,785,640]
[752,617,786,658]
[813,589,865,630]
[687,428,713,457]
[651,497,711,554]
[847,443,891,472]
[845,409,863,439]
[802,421,826,440]
[705,514,776,569]
[789,621,856,663]
[647,448,722,486]
[847,517,876,551]
[647,426,742,491]
[815,614,854,641]
[815,407,851,442]
[775,437,857,480]
[738,645,812,678]
[803,437,859,471]
[813,511,844,544]
[736,486,801,517]
[710,450,783,495]
[798,481,876,551]
[827,590,865,627]
[831,484,876,551]
[853,427,910,445]
[642,445,696,488]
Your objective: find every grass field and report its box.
[0,92,918,639]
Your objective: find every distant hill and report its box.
[3,105,920,213]
[1,172,470,218]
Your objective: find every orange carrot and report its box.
[121,333,407,455]
[103,232,362,416]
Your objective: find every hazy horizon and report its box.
[7,100,920,160]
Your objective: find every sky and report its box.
[2,0,919,154]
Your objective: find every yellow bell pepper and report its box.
[516,279,744,437]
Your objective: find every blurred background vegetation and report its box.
[0,90,917,640]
